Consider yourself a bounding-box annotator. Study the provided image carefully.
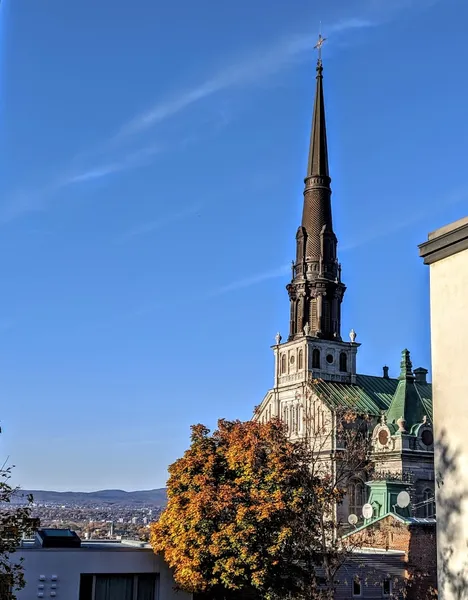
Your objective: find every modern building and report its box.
[253,48,434,525]
[15,528,191,600]
[419,216,468,600]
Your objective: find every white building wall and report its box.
[15,543,192,600]
[420,215,468,600]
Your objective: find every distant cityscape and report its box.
[11,488,167,542]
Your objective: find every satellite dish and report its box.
[362,503,373,520]
[348,514,358,526]
[397,491,411,509]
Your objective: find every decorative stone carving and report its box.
[275,332,282,345]
[397,417,407,433]
[303,323,310,336]
[349,329,357,343]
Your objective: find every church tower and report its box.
[253,41,433,524]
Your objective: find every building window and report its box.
[352,577,362,597]
[281,354,286,374]
[348,480,365,518]
[312,349,321,369]
[339,352,347,372]
[423,488,435,517]
[79,574,158,600]
[383,578,392,596]
[298,349,304,369]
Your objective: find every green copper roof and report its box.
[313,355,432,421]
[385,350,430,430]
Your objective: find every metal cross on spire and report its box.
[314,32,327,64]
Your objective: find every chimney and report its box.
[383,366,389,379]
[414,367,428,384]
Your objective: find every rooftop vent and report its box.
[414,367,428,384]
[382,366,389,379]
[35,528,81,549]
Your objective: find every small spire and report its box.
[399,349,414,381]
[386,349,426,431]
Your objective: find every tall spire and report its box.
[286,36,346,341]
[307,44,329,179]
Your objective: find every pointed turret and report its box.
[287,49,345,341]
[386,350,428,432]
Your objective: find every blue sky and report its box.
[0,0,466,492]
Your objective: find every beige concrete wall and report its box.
[420,216,468,599]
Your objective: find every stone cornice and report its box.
[419,216,468,265]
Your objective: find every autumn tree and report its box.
[0,458,36,600]
[299,405,374,598]
[151,415,371,600]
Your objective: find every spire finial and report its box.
[314,30,327,65]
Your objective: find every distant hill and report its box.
[14,488,167,507]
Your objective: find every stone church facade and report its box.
[253,54,434,526]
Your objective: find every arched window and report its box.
[339,352,348,372]
[348,480,365,518]
[281,354,286,374]
[423,489,435,518]
[312,349,321,369]
[298,349,304,370]
[292,405,296,433]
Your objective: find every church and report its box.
[253,42,435,525]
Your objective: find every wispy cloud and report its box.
[211,184,468,293]
[63,145,161,185]
[1,0,432,224]
[115,18,374,140]
[341,186,468,252]
[0,146,162,223]
[112,0,440,142]
[212,264,290,296]
[119,204,202,242]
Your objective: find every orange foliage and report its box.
[150,419,324,598]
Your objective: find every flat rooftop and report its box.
[20,539,152,551]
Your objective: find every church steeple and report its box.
[287,46,345,342]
